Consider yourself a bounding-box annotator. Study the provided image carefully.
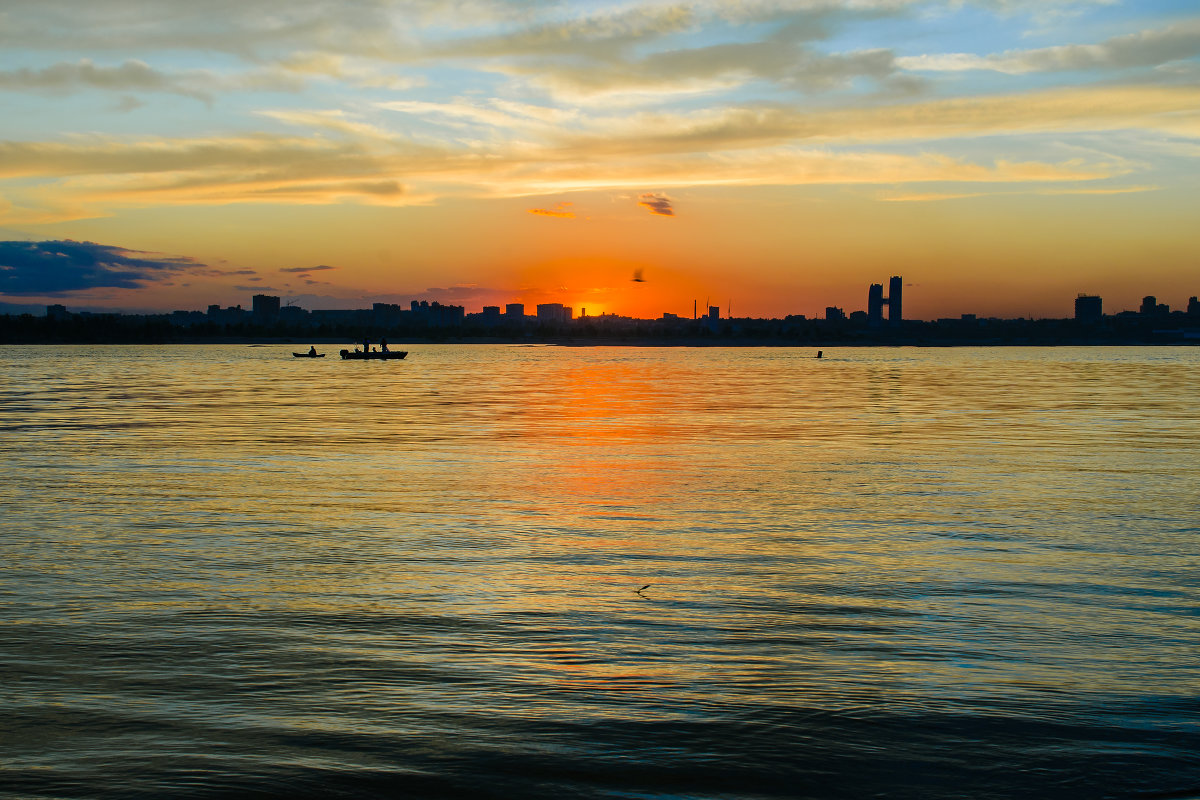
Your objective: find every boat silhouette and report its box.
[339,349,408,360]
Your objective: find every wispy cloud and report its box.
[638,192,675,216]
[280,264,338,273]
[0,59,212,102]
[528,202,575,218]
[878,184,1158,201]
[898,21,1200,75]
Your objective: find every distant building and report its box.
[252,294,280,320]
[207,304,247,324]
[506,303,524,318]
[46,304,69,320]
[709,305,720,320]
[1075,294,1102,323]
[1140,295,1169,315]
[1189,296,1199,317]
[278,305,307,321]
[409,300,463,326]
[372,303,404,326]
[536,303,570,323]
[825,306,846,321]
[889,276,903,326]
[866,276,902,326]
[867,283,884,326]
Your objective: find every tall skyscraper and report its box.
[865,277,902,326]
[867,283,884,326]
[888,276,903,326]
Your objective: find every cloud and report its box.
[2,84,1195,222]
[280,264,338,273]
[0,59,212,102]
[0,239,204,295]
[0,59,309,103]
[433,4,696,62]
[877,184,1158,201]
[0,135,416,216]
[549,86,1200,156]
[528,202,575,218]
[510,42,901,100]
[638,192,674,216]
[274,52,426,90]
[897,21,1200,75]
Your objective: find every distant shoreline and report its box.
[4,338,1195,350]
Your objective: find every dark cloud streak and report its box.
[638,192,674,216]
[0,239,205,295]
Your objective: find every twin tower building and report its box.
[868,276,903,327]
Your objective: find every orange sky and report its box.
[2,2,1199,319]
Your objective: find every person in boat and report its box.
[363,338,370,353]
[380,338,389,353]
[308,345,317,356]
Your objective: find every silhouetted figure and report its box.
[816,350,823,359]
[363,338,370,353]
[380,338,389,352]
[308,345,317,356]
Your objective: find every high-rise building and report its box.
[1074,294,1102,322]
[1188,297,1199,317]
[709,305,720,320]
[506,303,524,318]
[867,283,884,326]
[252,294,280,319]
[825,306,846,321]
[888,276,903,325]
[865,276,902,326]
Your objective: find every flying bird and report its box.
[632,269,645,282]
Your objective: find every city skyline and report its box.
[2,1,1199,319]
[33,281,1200,326]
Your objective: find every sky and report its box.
[1,0,1198,320]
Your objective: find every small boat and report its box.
[339,349,408,360]
[293,352,325,358]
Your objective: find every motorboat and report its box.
[339,349,408,360]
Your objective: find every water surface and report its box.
[2,345,1198,799]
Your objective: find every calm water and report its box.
[2,344,1198,799]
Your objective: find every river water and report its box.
[2,344,1198,799]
